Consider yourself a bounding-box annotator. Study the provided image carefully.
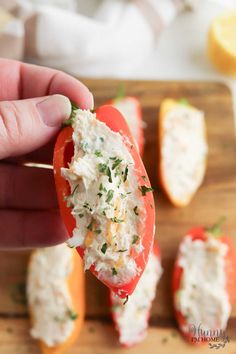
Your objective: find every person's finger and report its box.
[0,59,93,109]
[0,94,71,159]
[0,164,57,209]
[0,209,68,249]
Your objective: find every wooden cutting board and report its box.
[1,80,236,353]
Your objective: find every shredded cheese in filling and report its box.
[111,251,162,346]
[27,244,76,347]
[62,110,145,285]
[175,236,231,334]
[162,105,207,204]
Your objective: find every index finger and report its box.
[0,58,93,109]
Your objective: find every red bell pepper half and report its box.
[172,222,235,344]
[110,243,162,347]
[53,105,155,298]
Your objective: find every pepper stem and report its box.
[115,84,126,101]
[63,101,79,126]
[206,216,226,237]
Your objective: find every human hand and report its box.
[0,59,93,249]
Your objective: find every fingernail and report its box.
[36,95,71,127]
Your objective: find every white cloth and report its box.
[0,0,184,76]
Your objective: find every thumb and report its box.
[0,94,71,159]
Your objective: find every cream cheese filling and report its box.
[62,110,145,285]
[111,251,162,345]
[112,98,143,147]
[175,236,231,334]
[162,105,207,204]
[27,244,76,347]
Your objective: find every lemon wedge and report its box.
[208,11,236,76]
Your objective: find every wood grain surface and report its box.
[0,79,236,353]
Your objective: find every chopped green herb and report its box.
[98,163,107,173]
[133,206,139,216]
[83,202,92,212]
[120,193,126,199]
[98,163,112,183]
[111,157,122,170]
[132,235,139,244]
[102,210,106,217]
[97,192,103,198]
[106,190,114,203]
[107,167,112,183]
[78,213,84,218]
[67,244,75,249]
[101,243,108,254]
[87,221,93,231]
[95,229,102,234]
[112,267,118,276]
[99,137,104,142]
[117,249,128,253]
[141,175,147,181]
[139,185,154,196]
[111,217,124,223]
[63,101,79,126]
[67,309,78,321]
[123,166,128,182]
[80,141,89,151]
[95,150,103,157]
[99,183,107,192]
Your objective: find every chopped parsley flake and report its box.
[98,163,107,173]
[78,213,84,218]
[118,249,128,253]
[141,175,147,181]
[98,163,112,183]
[132,235,139,244]
[80,141,89,151]
[106,190,114,203]
[99,183,107,192]
[123,166,128,182]
[133,206,139,215]
[139,185,154,196]
[83,202,92,212]
[112,267,118,276]
[101,243,108,254]
[111,217,124,223]
[95,229,102,234]
[87,221,93,231]
[111,157,122,170]
[100,137,104,142]
[67,309,78,321]
[95,150,103,157]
